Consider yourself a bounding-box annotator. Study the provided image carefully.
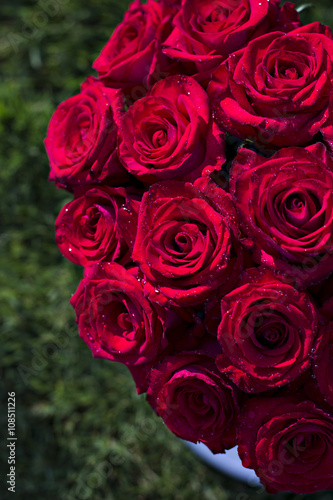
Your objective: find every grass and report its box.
[1,0,333,499]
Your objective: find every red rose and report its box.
[163,0,300,78]
[45,76,128,190]
[238,396,333,493]
[147,351,241,453]
[132,177,243,307]
[229,143,333,286]
[92,0,181,101]
[118,76,225,184]
[70,262,167,365]
[209,23,333,149]
[55,186,140,267]
[216,267,319,392]
[313,322,333,408]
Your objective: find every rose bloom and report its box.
[238,396,333,493]
[216,267,319,392]
[313,322,333,408]
[132,177,243,307]
[147,351,241,453]
[55,185,140,267]
[209,23,333,149]
[118,75,225,184]
[45,76,128,190]
[70,262,167,366]
[163,0,300,78]
[93,0,181,100]
[230,143,333,287]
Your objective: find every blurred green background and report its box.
[1,1,333,499]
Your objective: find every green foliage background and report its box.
[1,1,333,499]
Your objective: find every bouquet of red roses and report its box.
[45,0,333,493]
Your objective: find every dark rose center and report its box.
[117,311,133,335]
[112,301,136,339]
[288,433,314,458]
[282,191,317,227]
[67,113,93,156]
[198,0,240,25]
[79,214,90,226]
[252,313,287,349]
[83,207,99,224]
[116,25,138,53]
[79,209,99,236]
[99,299,136,341]
[77,115,91,141]
[257,327,282,347]
[152,129,168,148]
[264,50,310,83]
[285,193,307,220]
[287,197,304,210]
[177,385,216,427]
[280,66,299,80]
[189,391,211,414]
[208,6,228,22]
[285,67,298,79]
[163,221,206,259]
[175,232,192,252]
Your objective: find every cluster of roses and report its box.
[45,0,333,493]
